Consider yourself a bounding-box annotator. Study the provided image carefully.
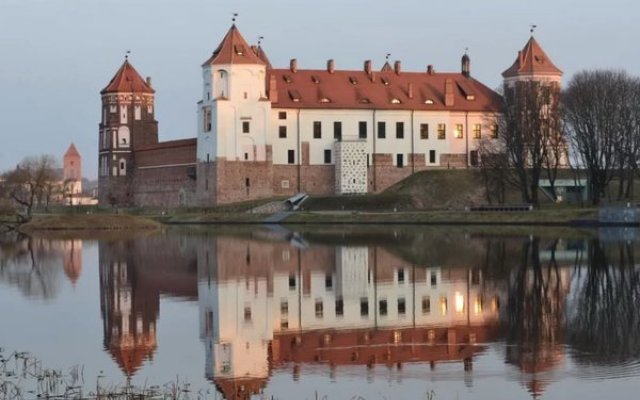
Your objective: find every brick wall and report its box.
[132,165,197,207]
[440,153,468,169]
[215,159,274,204]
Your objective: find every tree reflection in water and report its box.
[568,239,640,364]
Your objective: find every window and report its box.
[134,105,141,120]
[430,271,437,287]
[359,121,367,139]
[377,121,386,138]
[437,123,446,139]
[287,150,295,164]
[429,150,436,164]
[379,299,388,316]
[420,124,429,139]
[397,268,405,283]
[334,121,342,140]
[422,296,431,314]
[473,124,481,139]
[397,298,406,315]
[440,296,448,315]
[203,107,212,132]
[396,122,404,139]
[396,154,404,168]
[279,125,287,138]
[360,298,369,317]
[335,298,344,316]
[279,111,287,120]
[315,300,324,318]
[325,274,333,290]
[281,301,289,316]
[455,124,464,139]
[245,178,250,187]
[324,149,332,164]
[491,124,499,139]
[244,306,252,322]
[313,121,322,139]
[242,121,250,134]
[289,274,296,290]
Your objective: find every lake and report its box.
[1,225,640,400]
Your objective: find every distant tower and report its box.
[98,59,158,206]
[63,143,82,199]
[502,35,562,87]
[461,51,470,78]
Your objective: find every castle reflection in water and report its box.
[89,229,592,400]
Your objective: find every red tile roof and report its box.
[101,60,154,94]
[268,68,502,112]
[202,25,265,67]
[502,37,562,78]
[64,143,81,158]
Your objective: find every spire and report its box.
[202,25,266,67]
[101,60,154,94]
[502,37,562,78]
[64,143,81,159]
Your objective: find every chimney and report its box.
[290,58,297,73]
[146,76,152,87]
[269,75,278,103]
[394,60,401,75]
[364,60,372,74]
[327,59,335,74]
[408,83,414,99]
[427,65,434,75]
[445,79,454,107]
[370,71,376,83]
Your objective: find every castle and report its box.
[98,24,561,207]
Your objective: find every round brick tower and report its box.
[98,59,158,206]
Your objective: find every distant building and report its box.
[62,143,97,206]
[98,25,561,207]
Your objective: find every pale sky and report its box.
[0,0,637,178]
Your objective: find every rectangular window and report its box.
[315,300,324,318]
[278,111,287,120]
[396,154,404,168]
[455,123,464,139]
[289,274,296,290]
[325,274,333,290]
[335,298,344,316]
[440,296,448,315]
[422,296,431,314]
[397,298,406,315]
[281,301,289,316]
[437,123,446,139]
[334,121,342,140]
[287,149,295,164]
[379,299,388,316]
[396,122,404,139]
[360,297,369,317]
[430,271,437,287]
[473,123,481,139]
[397,268,405,283]
[313,121,322,139]
[491,123,499,139]
[359,121,367,139]
[420,123,429,139]
[429,150,436,164]
[279,125,287,138]
[324,149,331,164]
[377,121,386,138]
[203,107,212,132]
[242,121,250,133]
[244,306,252,322]
[134,105,141,120]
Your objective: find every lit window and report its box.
[437,124,446,140]
[455,124,464,139]
[391,98,401,104]
[440,296,448,315]
[473,124,481,139]
[455,292,465,313]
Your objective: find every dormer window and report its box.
[391,98,401,104]
[288,89,301,102]
[349,77,358,85]
[360,98,370,104]
[381,77,390,86]
[319,97,331,103]
[234,45,245,55]
[466,95,475,100]
[311,75,320,84]
[424,99,434,105]
[283,75,293,83]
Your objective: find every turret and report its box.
[461,52,470,78]
[502,36,562,87]
[98,58,158,206]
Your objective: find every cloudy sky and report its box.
[0,0,636,178]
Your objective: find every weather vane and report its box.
[530,24,537,34]
[385,53,391,61]
[232,13,238,23]
[464,47,469,54]
[258,35,264,47]
[125,50,131,60]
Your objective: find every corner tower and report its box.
[502,36,562,87]
[196,24,273,205]
[98,59,158,206]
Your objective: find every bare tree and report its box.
[498,80,562,206]
[1,155,59,222]
[563,70,640,205]
[477,137,510,204]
